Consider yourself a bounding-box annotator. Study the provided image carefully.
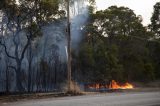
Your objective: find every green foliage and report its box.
[148,41,160,79]
[27,22,42,40]
[92,6,146,38]
[3,0,62,39]
[150,2,160,37]
[149,2,160,79]
[144,63,155,81]
[77,5,157,83]
[0,0,16,9]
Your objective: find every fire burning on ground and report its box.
[85,80,134,91]
[109,80,134,89]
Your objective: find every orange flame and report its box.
[109,80,134,89]
[86,80,134,90]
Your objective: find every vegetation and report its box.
[0,1,160,93]
[77,4,160,83]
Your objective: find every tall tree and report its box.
[150,2,160,38]
[78,6,154,83]
[0,0,61,92]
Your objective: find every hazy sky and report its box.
[95,0,159,26]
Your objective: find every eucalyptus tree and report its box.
[78,6,155,82]
[150,2,160,38]
[0,0,62,92]
[149,2,160,79]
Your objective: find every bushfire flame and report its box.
[109,80,134,89]
[86,80,134,90]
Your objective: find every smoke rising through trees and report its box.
[0,0,160,93]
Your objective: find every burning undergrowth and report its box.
[85,80,134,92]
[109,80,134,89]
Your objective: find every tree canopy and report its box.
[77,6,157,83]
[150,2,160,38]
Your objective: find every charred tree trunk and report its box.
[54,62,57,89]
[28,44,32,92]
[5,66,9,93]
[16,61,25,92]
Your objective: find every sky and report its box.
[95,0,159,26]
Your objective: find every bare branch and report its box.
[0,42,16,60]
[20,36,30,61]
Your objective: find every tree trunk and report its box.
[16,62,25,92]
[5,67,9,94]
[28,44,32,92]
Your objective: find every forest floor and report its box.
[0,87,160,103]
[0,89,160,106]
[0,92,83,103]
[0,81,160,103]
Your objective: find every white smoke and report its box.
[70,0,89,50]
[0,0,90,91]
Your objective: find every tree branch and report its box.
[0,42,16,60]
[20,36,30,61]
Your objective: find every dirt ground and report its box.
[0,87,160,103]
[0,81,160,103]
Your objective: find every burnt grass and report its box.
[0,81,160,103]
[0,91,84,102]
